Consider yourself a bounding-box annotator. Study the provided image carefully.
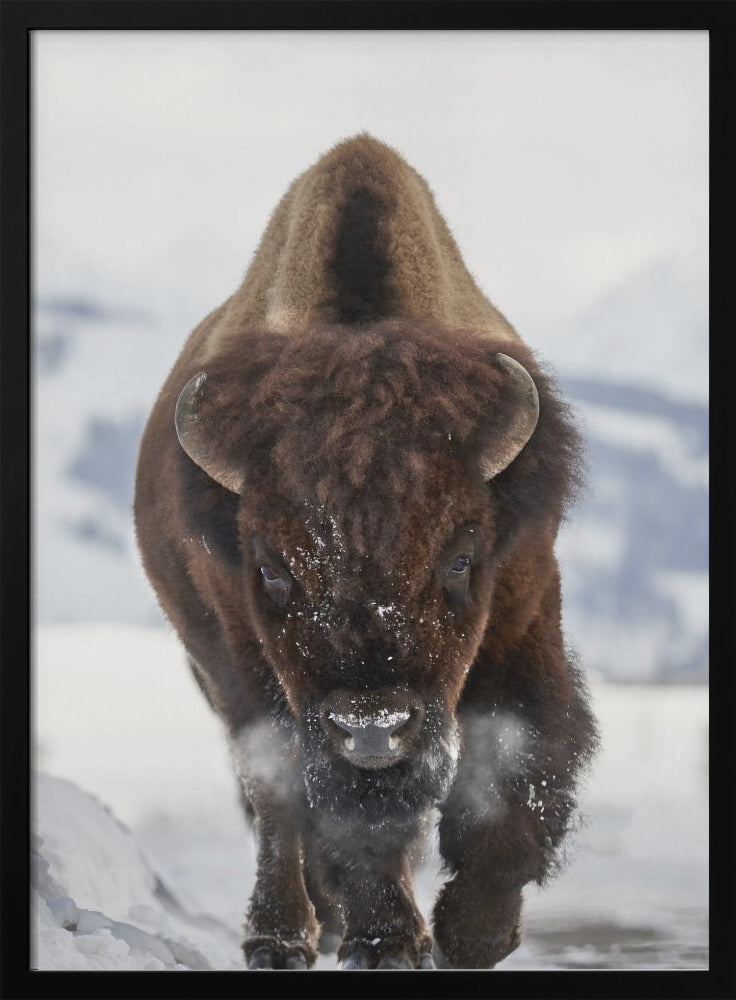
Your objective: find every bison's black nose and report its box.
[328,710,410,766]
[320,687,425,769]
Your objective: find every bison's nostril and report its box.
[326,709,412,765]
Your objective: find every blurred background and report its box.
[32,31,708,971]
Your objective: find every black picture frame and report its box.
[2,3,732,998]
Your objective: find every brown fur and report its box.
[135,135,597,970]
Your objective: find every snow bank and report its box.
[33,774,244,970]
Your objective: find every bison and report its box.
[134,134,597,971]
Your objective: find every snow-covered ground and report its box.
[33,625,708,971]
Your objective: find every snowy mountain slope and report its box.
[33,256,708,681]
[540,254,708,405]
[557,375,708,683]
[34,298,170,626]
[32,625,709,971]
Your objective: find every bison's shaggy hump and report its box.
[201,134,519,352]
[190,319,582,562]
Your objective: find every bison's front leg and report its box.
[317,823,434,969]
[432,698,595,967]
[232,718,320,970]
[242,797,320,969]
[432,798,536,969]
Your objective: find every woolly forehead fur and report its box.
[187,318,581,572]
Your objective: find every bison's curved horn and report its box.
[175,372,244,494]
[480,354,540,480]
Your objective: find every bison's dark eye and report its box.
[440,530,479,609]
[449,555,471,575]
[259,565,292,608]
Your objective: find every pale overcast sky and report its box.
[34,30,708,371]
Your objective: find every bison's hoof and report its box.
[248,947,275,970]
[431,925,520,969]
[285,952,309,970]
[340,946,371,970]
[377,954,413,969]
[339,937,432,970]
[245,939,313,970]
[431,942,449,969]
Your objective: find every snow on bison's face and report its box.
[175,321,543,821]
[241,486,497,821]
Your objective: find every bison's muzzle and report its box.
[320,687,425,769]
